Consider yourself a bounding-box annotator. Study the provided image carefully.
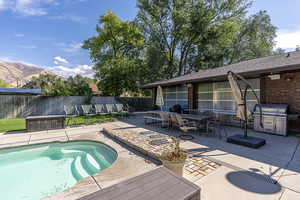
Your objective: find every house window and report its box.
[197,79,260,114]
[163,85,188,110]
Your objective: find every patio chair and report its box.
[81,104,96,125]
[170,113,180,129]
[105,104,118,115]
[175,114,198,133]
[206,114,228,139]
[64,105,79,127]
[158,112,171,128]
[94,104,107,115]
[172,113,197,140]
[115,103,129,117]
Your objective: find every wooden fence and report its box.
[0,95,153,118]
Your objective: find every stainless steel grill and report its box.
[253,104,289,136]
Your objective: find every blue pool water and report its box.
[0,141,117,200]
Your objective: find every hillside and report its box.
[0,60,52,87]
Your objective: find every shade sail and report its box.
[228,72,247,121]
[155,86,164,109]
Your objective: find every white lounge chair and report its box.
[105,104,119,115]
[115,104,129,117]
[81,105,96,124]
[64,105,79,126]
[94,104,107,115]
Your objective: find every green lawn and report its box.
[66,114,123,126]
[0,114,126,133]
[0,118,26,133]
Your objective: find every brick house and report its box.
[142,51,300,133]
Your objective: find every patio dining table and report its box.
[181,114,211,133]
[181,114,211,121]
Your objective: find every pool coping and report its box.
[0,124,157,200]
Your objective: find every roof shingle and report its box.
[141,51,300,88]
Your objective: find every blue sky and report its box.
[0,0,299,78]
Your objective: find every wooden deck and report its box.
[77,167,201,200]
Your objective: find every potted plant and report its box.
[159,137,188,176]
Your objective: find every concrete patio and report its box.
[0,116,299,200]
[120,116,300,200]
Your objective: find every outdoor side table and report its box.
[26,115,65,132]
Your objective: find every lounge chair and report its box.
[64,105,79,127]
[115,103,129,117]
[81,105,96,125]
[105,104,118,115]
[94,104,107,115]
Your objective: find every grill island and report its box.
[253,104,288,136]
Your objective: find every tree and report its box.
[0,79,11,88]
[227,10,277,64]
[83,1,277,95]
[273,48,286,55]
[296,45,300,51]
[23,74,93,96]
[136,0,251,77]
[83,11,146,96]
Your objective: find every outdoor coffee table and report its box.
[26,115,65,132]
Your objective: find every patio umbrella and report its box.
[226,71,266,148]
[228,72,247,121]
[156,86,164,110]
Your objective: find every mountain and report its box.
[0,60,52,87]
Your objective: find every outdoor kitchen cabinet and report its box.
[254,104,288,136]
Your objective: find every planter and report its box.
[162,159,186,176]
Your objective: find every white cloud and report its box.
[61,42,83,53]
[49,14,87,24]
[275,28,300,50]
[54,56,69,64]
[49,65,94,78]
[0,0,7,10]
[0,0,56,16]
[15,33,24,37]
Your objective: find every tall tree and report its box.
[273,48,286,55]
[228,10,277,64]
[23,74,93,97]
[83,11,145,96]
[136,0,251,77]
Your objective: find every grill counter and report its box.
[253,104,288,136]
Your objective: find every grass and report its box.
[0,118,26,133]
[66,114,124,126]
[0,114,127,133]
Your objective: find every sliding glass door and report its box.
[197,79,260,114]
[162,85,188,110]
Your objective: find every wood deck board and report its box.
[78,167,200,200]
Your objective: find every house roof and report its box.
[89,83,102,94]
[0,88,42,95]
[141,51,300,88]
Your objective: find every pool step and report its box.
[91,150,111,170]
[85,154,101,173]
[71,156,90,181]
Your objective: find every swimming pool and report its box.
[0,141,117,200]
